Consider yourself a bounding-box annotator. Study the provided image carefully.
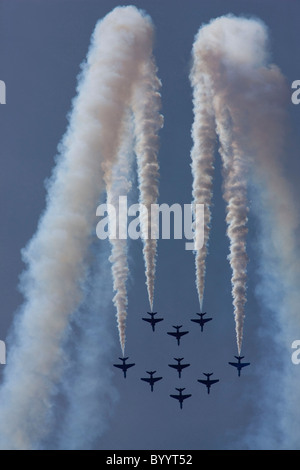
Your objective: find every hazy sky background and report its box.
[0,0,300,450]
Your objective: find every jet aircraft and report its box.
[168,358,190,378]
[167,326,189,345]
[228,356,250,377]
[140,371,162,392]
[197,373,219,394]
[190,312,212,332]
[142,312,164,332]
[113,357,135,378]
[170,388,192,409]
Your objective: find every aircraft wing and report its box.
[182,394,192,400]
[198,379,209,385]
[154,318,163,323]
[181,364,190,369]
[167,332,177,337]
[113,364,124,370]
[142,318,152,323]
[152,377,162,383]
[203,318,212,324]
[168,364,179,370]
[180,331,189,336]
[126,363,135,369]
[209,379,219,385]
[170,394,180,401]
[141,377,150,383]
[240,363,250,368]
[228,362,239,368]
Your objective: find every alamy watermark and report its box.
[96,197,204,251]
[0,341,5,365]
[0,80,6,105]
[291,340,300,365]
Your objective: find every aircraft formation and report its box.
[113,311,250,409]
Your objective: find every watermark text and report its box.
[96,197,204,251]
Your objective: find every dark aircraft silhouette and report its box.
[167,326,189,345]
[190,312,212,332]
[140,371,162,392]
[197,373,219,394]
[113,357,135,378]
[168,358,190,378]
[142,312,164,332]
[228,356,250,377]
[170,388,192,409]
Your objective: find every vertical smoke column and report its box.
[107,116,134,355]
[192,15,300,447]
[191,16,271,352]
[190,67,216,310]
[215,105,249,354]
[0,6,156,450]
[105,16,162,348]
[132,58,163,310]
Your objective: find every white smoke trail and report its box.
[230,36,300,449]
[132,58,163,310]
[55,252,119,450]
[0,6,157,450]
[108,115,134,355]
[192,15,300,447]
[215,105,249,354]
[103,18,162,350]
[191,16,267,352]
[190,69,216,311]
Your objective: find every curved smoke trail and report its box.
[205,15,300,450]
[191,16,266,352]
[219,23,300,448]
[104,17,162,349]
[192,18,300,447]
[0,6,158,449]
[132,58,163,310]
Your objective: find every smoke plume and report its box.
[192,15,300,448]
[0,6,161,449]
[108,116,134,355]
[190,72,217,311]
[132,58,163,310]
[190,16,268,352]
